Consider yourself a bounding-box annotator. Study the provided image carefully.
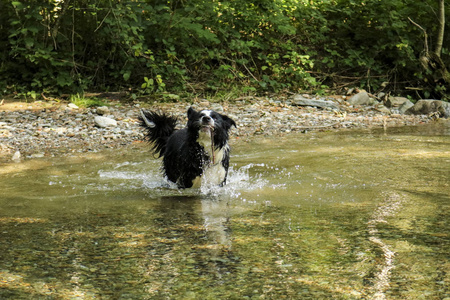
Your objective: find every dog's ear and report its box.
[187,107,197,119]
[221,114,236,131]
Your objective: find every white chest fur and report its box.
[197,129,213,153]
[193,131,229,188]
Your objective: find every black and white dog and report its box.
[139,107,236,188]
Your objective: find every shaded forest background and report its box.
[0,0,449,100]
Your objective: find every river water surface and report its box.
[1,123,449,299]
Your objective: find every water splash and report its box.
[54,161,271,200]
[200,164,269,198]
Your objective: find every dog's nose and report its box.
[201,115,212,123]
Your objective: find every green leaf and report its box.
[24,37,34,48]
[123,71,131,81]
[12,1,22,8]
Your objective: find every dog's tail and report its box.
[139,109,177,157]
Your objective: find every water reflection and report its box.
[0,122,449,299]
[149,196,238,293]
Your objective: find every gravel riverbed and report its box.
[0,96,431,163]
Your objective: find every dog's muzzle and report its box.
[200,116,214,132]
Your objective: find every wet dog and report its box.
[139,107,236,188]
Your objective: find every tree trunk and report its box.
[409,1,449,97]
[434,0,445,58]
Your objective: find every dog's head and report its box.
[187,107,236,133]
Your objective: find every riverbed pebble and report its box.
[0,96,433,162]
[96,106,110,115]
[94,116,118,128]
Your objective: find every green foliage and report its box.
[69,94,108,108]
[141,75,165,94]
[297,0,449,97]
[0,0,449,98]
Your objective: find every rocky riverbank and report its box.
[0,93,435,163]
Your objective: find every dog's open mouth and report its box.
[200,125,214,134]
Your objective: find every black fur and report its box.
[139,107,236,188]
[140,110,178,157]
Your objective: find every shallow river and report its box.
[1,123,449,299]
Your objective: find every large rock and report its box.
[385,96,409,108]
[398,100,414,114]
[374,104,391,114]
[292,95,340,110]
[94,116,117,127]
[405,100,450,118]
[347,91,377,106]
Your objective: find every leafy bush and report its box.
[0,0,448,99]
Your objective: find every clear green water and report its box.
[1,123,449,299]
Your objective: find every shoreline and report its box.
[0,97,433,163]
